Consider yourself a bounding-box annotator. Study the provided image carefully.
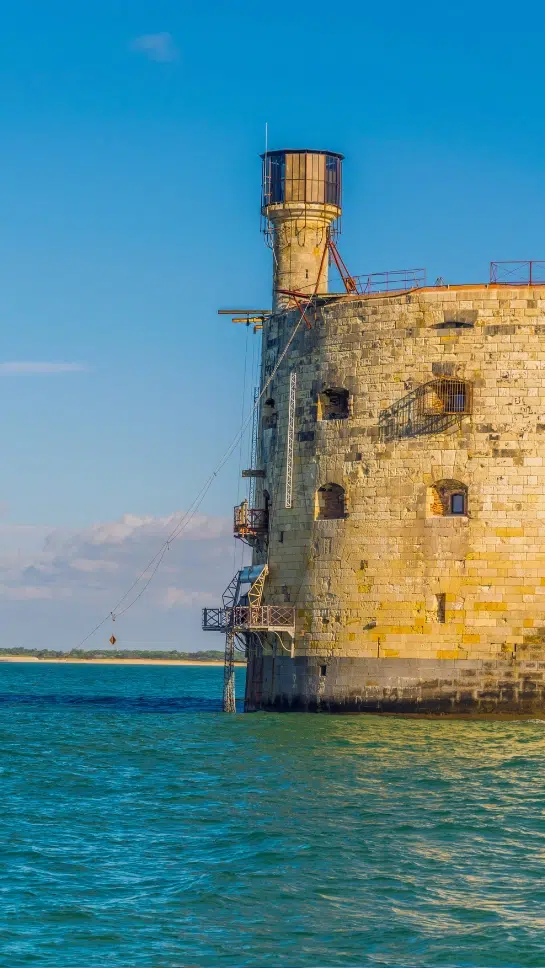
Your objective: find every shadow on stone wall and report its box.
[379,386,461,442]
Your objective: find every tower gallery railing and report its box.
[233,502,268,540]
[202,605,295,633]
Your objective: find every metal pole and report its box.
[223,631,236,713]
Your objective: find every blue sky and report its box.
[1,0,545,650]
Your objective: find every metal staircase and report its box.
[202,564,295,712]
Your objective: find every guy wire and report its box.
[76,296,312,647]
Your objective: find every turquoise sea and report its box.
[1,662,544,967]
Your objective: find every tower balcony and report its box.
[202,605,295,636]
[233,502,268,543]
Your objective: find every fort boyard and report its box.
[203,148,545,716]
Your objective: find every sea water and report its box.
[0,662,544,967]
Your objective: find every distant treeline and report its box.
[0,647,233,661]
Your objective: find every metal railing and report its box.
[233,503,268,539]
[490,261,545,285]
[202,605,295,633]
[353,268,426,295]
[379,378,472,442]
[281,266,427,298]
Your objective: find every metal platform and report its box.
[233,502,268,543]
[202,604,295,637]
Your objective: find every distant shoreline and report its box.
[0,656,245,667]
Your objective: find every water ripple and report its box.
[0,663,544,967]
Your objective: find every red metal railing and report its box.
[490,261,545,285]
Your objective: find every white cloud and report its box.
[70,558,119,573]
[0,508,244,650]
[131,32,178,63]
[0,511,236,608]
[162,587,211,609]
[0,584,58,601]
[0,362,87,374]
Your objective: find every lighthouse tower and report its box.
[261,149,343,310]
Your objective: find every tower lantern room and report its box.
[261,149,343,311]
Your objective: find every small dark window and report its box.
[317,483,345,520]
[267,155,285,205]
[436,594,446,624]
[325,155,341,207]
[450,493,465,515]
[430,480,468,517]
[279,531,284,543]
[263,398,277,430]
[320,665,327,676]
[318,388,349,420]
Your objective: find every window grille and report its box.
[421,379,472,416]
[379,379,473,442]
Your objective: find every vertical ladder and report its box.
[285,370,296,508]
[248,385,259,510]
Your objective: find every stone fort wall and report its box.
[247,285,545,712]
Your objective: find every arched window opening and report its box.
[318,388,349,421]
[263,398,277,430]
[317,483,346,520]
[429,480,468,517]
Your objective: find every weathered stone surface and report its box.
[246,655,545,717]
[246,285,545,715]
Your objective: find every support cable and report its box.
[76,297,312,648]
[234,325,250,573]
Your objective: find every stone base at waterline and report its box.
[244,654,545,716]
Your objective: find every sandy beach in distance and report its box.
[0,656,245,666]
